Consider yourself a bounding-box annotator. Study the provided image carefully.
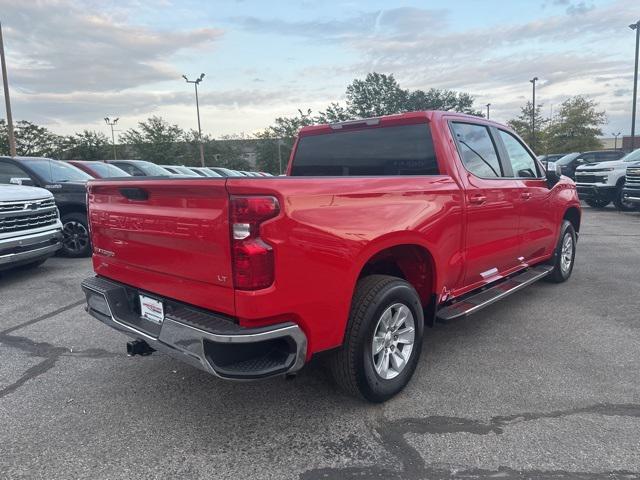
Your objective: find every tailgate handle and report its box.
[119,187,149,201]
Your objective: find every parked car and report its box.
[552,150,625,179]
[537,153,568,168]
[188,167,222,177]
[575,148,640,210]
[207,167,242,177]
[0,156,92,257]
[106,160,172,177]
[622,161,640,210]
[67,161,130,179]
[0,184,62,271]
[160,165,200,176]
[81,111,580,402]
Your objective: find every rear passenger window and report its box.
[451,122,502,178]
[290,124,440,176]
[0,161,30,184]
[498,130,540,178]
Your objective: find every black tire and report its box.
[60,212,92,258]
[613,184,635,211]
[585,198,609,208]
[545,220,577,283]
[328,275,424,402]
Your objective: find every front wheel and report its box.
[60,212,92,258]
[545,220,576,283]
[328,275,424,402]
[613,185,635,211]
[585,198,609,208]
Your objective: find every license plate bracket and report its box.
[139,295,164,325]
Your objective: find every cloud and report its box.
[232,7,447,41]
[0,0,223,94]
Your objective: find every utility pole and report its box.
[104,117,119,160]
[530,77,539,150]
[613,132,621,150]
[630,21,640,150]
[277,139,283,175]
[485,103,491,120]
[183,73,206,166]
[0,21,16,156]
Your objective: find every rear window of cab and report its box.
[290,123,440,176]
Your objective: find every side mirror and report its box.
[9,177,35,186]
[546,163,562,188]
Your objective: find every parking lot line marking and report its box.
[1,298,85,335]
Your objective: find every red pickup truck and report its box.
[81,111,580,402]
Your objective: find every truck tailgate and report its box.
[87,179,235,315]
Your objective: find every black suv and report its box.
[554,150,625,179]
[0,157,92,257]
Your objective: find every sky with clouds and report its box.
[0,0,638,140]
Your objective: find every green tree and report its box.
[14,121,64,157]
[120,116,185,163]
[63,130,111,160]
[545,96,605,152]
[507,102,548,151]
[406,88,479,115]
[343,72,408,118]
[0,119,8,155]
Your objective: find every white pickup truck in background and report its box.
[0,184,62,271]
[574,148,640,210]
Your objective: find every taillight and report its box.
[230,195,280,290]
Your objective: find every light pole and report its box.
[530,77,539,150]
[485,103,491,120]
[630,21,640,150]
[183,73,206,167]
[0,21,16,157]
[613,131,621,150]
[104,117,119,160]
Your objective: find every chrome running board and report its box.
[436,265,554,322]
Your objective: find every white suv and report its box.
[575,148,640,210]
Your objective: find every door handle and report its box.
[521,192,533,200]
[468,194,487,205]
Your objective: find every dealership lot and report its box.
[1,207,639,479]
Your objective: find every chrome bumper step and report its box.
[436,265,554,322]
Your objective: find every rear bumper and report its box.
[81,276,307,380]
[576,184,615,200]
[0,227,63,269]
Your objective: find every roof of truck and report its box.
[298,110,502,137]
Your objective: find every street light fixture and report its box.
[0,21,16,157]
[183,73,206,167]
[612,131,622,150]
[104,117,119,160]
[630,20,640,150]
[486,103,491,120]
[530,77,539,150]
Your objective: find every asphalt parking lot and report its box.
[1,206,639,480]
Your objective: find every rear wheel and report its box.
[328,275,424,402]
[545,220,576,283]
[585,198,609,208]
[60,213,91,258]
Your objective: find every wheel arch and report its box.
[563,206,581,233]
[356,242,437,307]
[58,203,87,218]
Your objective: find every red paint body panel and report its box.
[86,111,580,360]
